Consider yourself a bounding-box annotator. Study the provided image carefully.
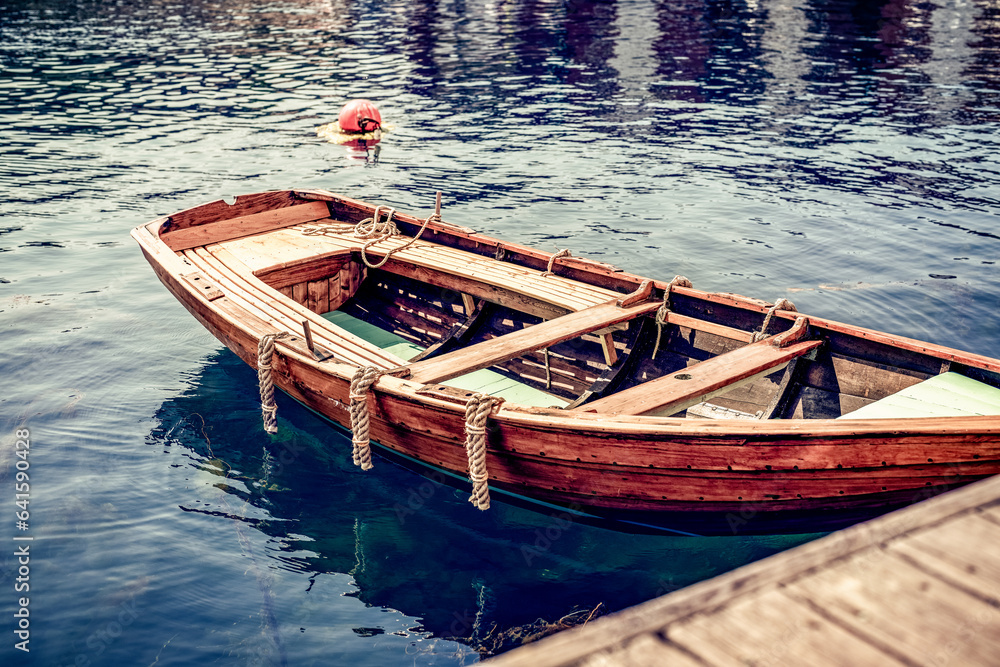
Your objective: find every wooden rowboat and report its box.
[131,190,1000,534]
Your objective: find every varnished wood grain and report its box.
[163,200,330,251]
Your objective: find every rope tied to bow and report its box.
[258,332,290,434]
[354,205,439,270]
[541,249,571,277]
[349,365,383,470]
[752,298,798,342]
[464,393,503,510]
[652,276,692,360]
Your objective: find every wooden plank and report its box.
[889,511,1000,596]
[179,271,224,301]
[461,292,476,315]
[667,311,754,344]
[292,282,306,307]
[581,338,824,417]
[784,552,1000,666]
[253,254,349,290]
[163,200,331,251]
[306,279,328,314]
[406,300,661,385]
[599,332,618,367]
[164,191,300,230]
[803,350,929,401]
[576,634,703,667]
[666,588,906,667]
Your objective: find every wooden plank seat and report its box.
[578,320,824,417]
[404,299,664,385]
[215,222,623,314]
[838,372,1000,419]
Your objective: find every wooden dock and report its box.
[486,474,1000,666]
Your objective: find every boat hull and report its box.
[131,191,1000,534]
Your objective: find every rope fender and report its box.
[464,393,504,510]
[349,365,383,470]
[258,332,289,434]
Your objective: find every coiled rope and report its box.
[652,276,692,360]
[355,205,439,270]
[752,298,797,342]
[257,332,290,434]
[464,393,503,510]
[541,249,571,277]
[349,365,383,470]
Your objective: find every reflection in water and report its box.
[149,352,819,655]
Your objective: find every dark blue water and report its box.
[2,0,998,664]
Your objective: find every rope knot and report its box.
[349,365,383,470]
[354,203,439,270]
[463,393,503,510]
[652,276,692,360]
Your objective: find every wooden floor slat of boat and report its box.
[183,248,407,370]
[215,223,622,313]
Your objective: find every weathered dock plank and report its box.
[485,474,1000,666]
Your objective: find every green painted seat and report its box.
[321,310,568,408]
[839,372,1000,419]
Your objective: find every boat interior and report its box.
[164,199,1000,422]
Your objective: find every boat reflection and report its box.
[147,350,822,651]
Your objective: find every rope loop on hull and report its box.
[349,365,383,470]
[752,298,797,343]
[652,276,692,360]
[463,393,503,510]
[542,249,571,277]
[257,332,290,434]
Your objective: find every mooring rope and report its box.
[257,332,290,434]
[349,365,383,470]
[541,249,571,277]
[652,276,692,360]
[464,393,503,510]
[752,298,797,342]
[355,205,439,270]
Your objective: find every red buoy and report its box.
[338,99,382,133]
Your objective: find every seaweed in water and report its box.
[466,603,605,658]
